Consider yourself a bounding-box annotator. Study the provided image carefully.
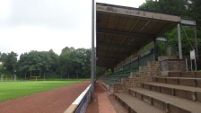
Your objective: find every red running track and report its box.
[0,81,90,113]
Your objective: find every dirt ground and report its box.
[0,81,90,113]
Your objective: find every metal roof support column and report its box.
[138,56,140,67]
[91,0,95,100]
[177,23,183,59]
[194,26,198,59]
[153,40,158,61]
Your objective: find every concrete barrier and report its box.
[64,84,91,113]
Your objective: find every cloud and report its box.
[1,0,91,30]
[0,25,91,55]
[0,0,92,55]
[0,0,145,56]
[0,0,12,22]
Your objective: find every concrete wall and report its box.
[116,57,187,92]
[160,59,186,72]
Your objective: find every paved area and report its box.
[86,81,126,113]
[98,89,116,113]
[0,81,90,113]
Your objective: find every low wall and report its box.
[64,84,91,113]
[160,59,186,72]
[158,56,177,61]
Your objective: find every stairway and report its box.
[114,72,201,113]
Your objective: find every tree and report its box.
[140,0,201,28]
[47,49,59,71]
[96,66,106,78]
[74,48,91,78]
[58,51,74,79]
[139,0,201,56]
[186,0,201,22]
[61,47,75,55]
[18,50,59,78]
[58,47,91,78]
[140,0,187,16]
[0,53,8,63]
[3,52,18,73]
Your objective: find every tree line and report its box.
[140,0,201,56]
[0,47,105,79]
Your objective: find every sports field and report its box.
[0,80,83,102]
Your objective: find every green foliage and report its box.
[18,50,59,78]
[0,81,84,102]
[44,72,60,78]
[48,49,59,71]
[140,0,187,16]
[96,66,106,77]
[0,64,12,77]
[0,52,18,73]
[0,53,7,63]
[0,47,92,79]
[140,0,201,27]
[165,27,201,55]
[61,47,75,54]
[1,47,94,79]
[156,25,201,56]
[187,0,201,25]
[107,68,113,74]
[58,47,91,78]
[140,0,201,56]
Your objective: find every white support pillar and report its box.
[177,24,182,59]
[194,26,198,59]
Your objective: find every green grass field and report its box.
[0,80,85,102]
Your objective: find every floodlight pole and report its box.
[91,0,95,99]
[177,24,183,59]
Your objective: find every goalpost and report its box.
[30,69,41,81]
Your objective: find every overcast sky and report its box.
[0,0,145,56]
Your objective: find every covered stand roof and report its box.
[96,3,181,68]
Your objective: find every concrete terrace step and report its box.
[141,82,201,102]
[153,76,201,87]
[168,72,201,78]
[114,93,163,113]
[129,87,201,113]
